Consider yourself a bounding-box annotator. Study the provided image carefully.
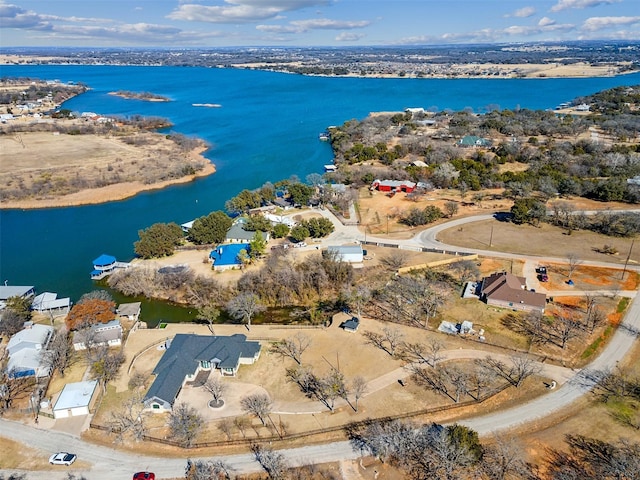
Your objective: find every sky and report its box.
[1,0,639,48]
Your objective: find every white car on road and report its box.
[49,452,77,466]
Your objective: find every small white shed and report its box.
[53,380,98,419]
[326,245,364,263]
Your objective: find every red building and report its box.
[371,179,417,193]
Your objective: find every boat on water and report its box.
[319,131,330,141]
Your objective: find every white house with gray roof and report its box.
[7,323,54,378]
[144,333,261,412]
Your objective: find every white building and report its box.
[52,380,99,419]
[7,323,54,378]
[326,245,364,263]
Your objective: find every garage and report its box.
[52,380,98,420]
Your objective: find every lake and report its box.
[1,65,639,321]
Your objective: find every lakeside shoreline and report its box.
[0,153,216,210]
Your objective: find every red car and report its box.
[133,473,155,480]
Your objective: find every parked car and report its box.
[133,473,155,480]
[539,274,549,282]
[536,266,547,274]
[49,452,77,466]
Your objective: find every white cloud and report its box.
[290,18,369,29]
[335,32,364,41]
[168,0,331,24]
[582,15,640,31]
[256,17,369,34]
[0,3,51,29]
[505,6,536,18]
[550,0,620,13]
[538,17,556,26]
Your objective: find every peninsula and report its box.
[0,79,214,209]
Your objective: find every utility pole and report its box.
[621,238,635,280]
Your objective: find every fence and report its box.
[397,254,478,274]
[89,382,510,449]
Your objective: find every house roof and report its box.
[7,324,53,354]
[73,320,122,346]
[117,302,142,317]
[327,245,363,256]
[53,380,98,411]
[342,316,360,331]
[481,272,546,309]
[210,243,250,266]
[144,334,261,406]
[93,254,116,266]
[31,292,71,311]
[7,348,42,374]
[225,225,267,242]
[0,286,35,301]
[458,135,491,147]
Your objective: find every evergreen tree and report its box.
[188,211,232,245]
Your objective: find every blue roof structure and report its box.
[93,254,116,266]
[210,243,249,266]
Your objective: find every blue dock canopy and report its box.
[93,254,116,266]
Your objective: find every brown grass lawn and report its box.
[438,219,640,266]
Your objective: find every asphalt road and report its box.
[2,211,639,479]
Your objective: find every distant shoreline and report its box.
[1,54,637,79]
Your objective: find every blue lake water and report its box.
[1,65,639,310]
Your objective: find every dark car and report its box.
[536,266,547,275]
[539,274,549,282]
[133,473,155,480]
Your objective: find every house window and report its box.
[201,360,211,368]
[152,404,160,409]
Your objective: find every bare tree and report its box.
[481,434,537,480]
[186,459,234,480]
[316,368,346,412]
[426,338,445,367]
[477,355,541,388]
[240,393,272,425]
[351,376,368,412]
[203,377,227,407]
[550,309,584,350]
[380,250,410,270]
[168,403,203,447]
[451,259,480,283]
[41,331,73,377]
[251,443,288,480]
[218,418,234,441]
[234,416,250,438]
[269,333,312,365]
[383,327,404,357]
[226,292,265,330]
[90,347,125,393]
[0,369,33,412]
[286,365,318,398]
[566,252,583,279]
[107,391,147,442]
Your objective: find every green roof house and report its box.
[457,135,492,148]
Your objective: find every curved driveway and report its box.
[2,211,639,479]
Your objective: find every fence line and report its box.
[89,382,510,449]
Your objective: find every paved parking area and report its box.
[177,379,269,420]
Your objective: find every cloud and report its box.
[538,17,556,26]
[257,17,369,34]
[550,0,620,13]
[397,21,575,45]
[335,32,364,42]
[290,18,369,30]
[582,15,640,31]
[505,6,536,18]
[0,3,51,29]
[168,0,331,24]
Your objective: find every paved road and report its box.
[2,210,639,479]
